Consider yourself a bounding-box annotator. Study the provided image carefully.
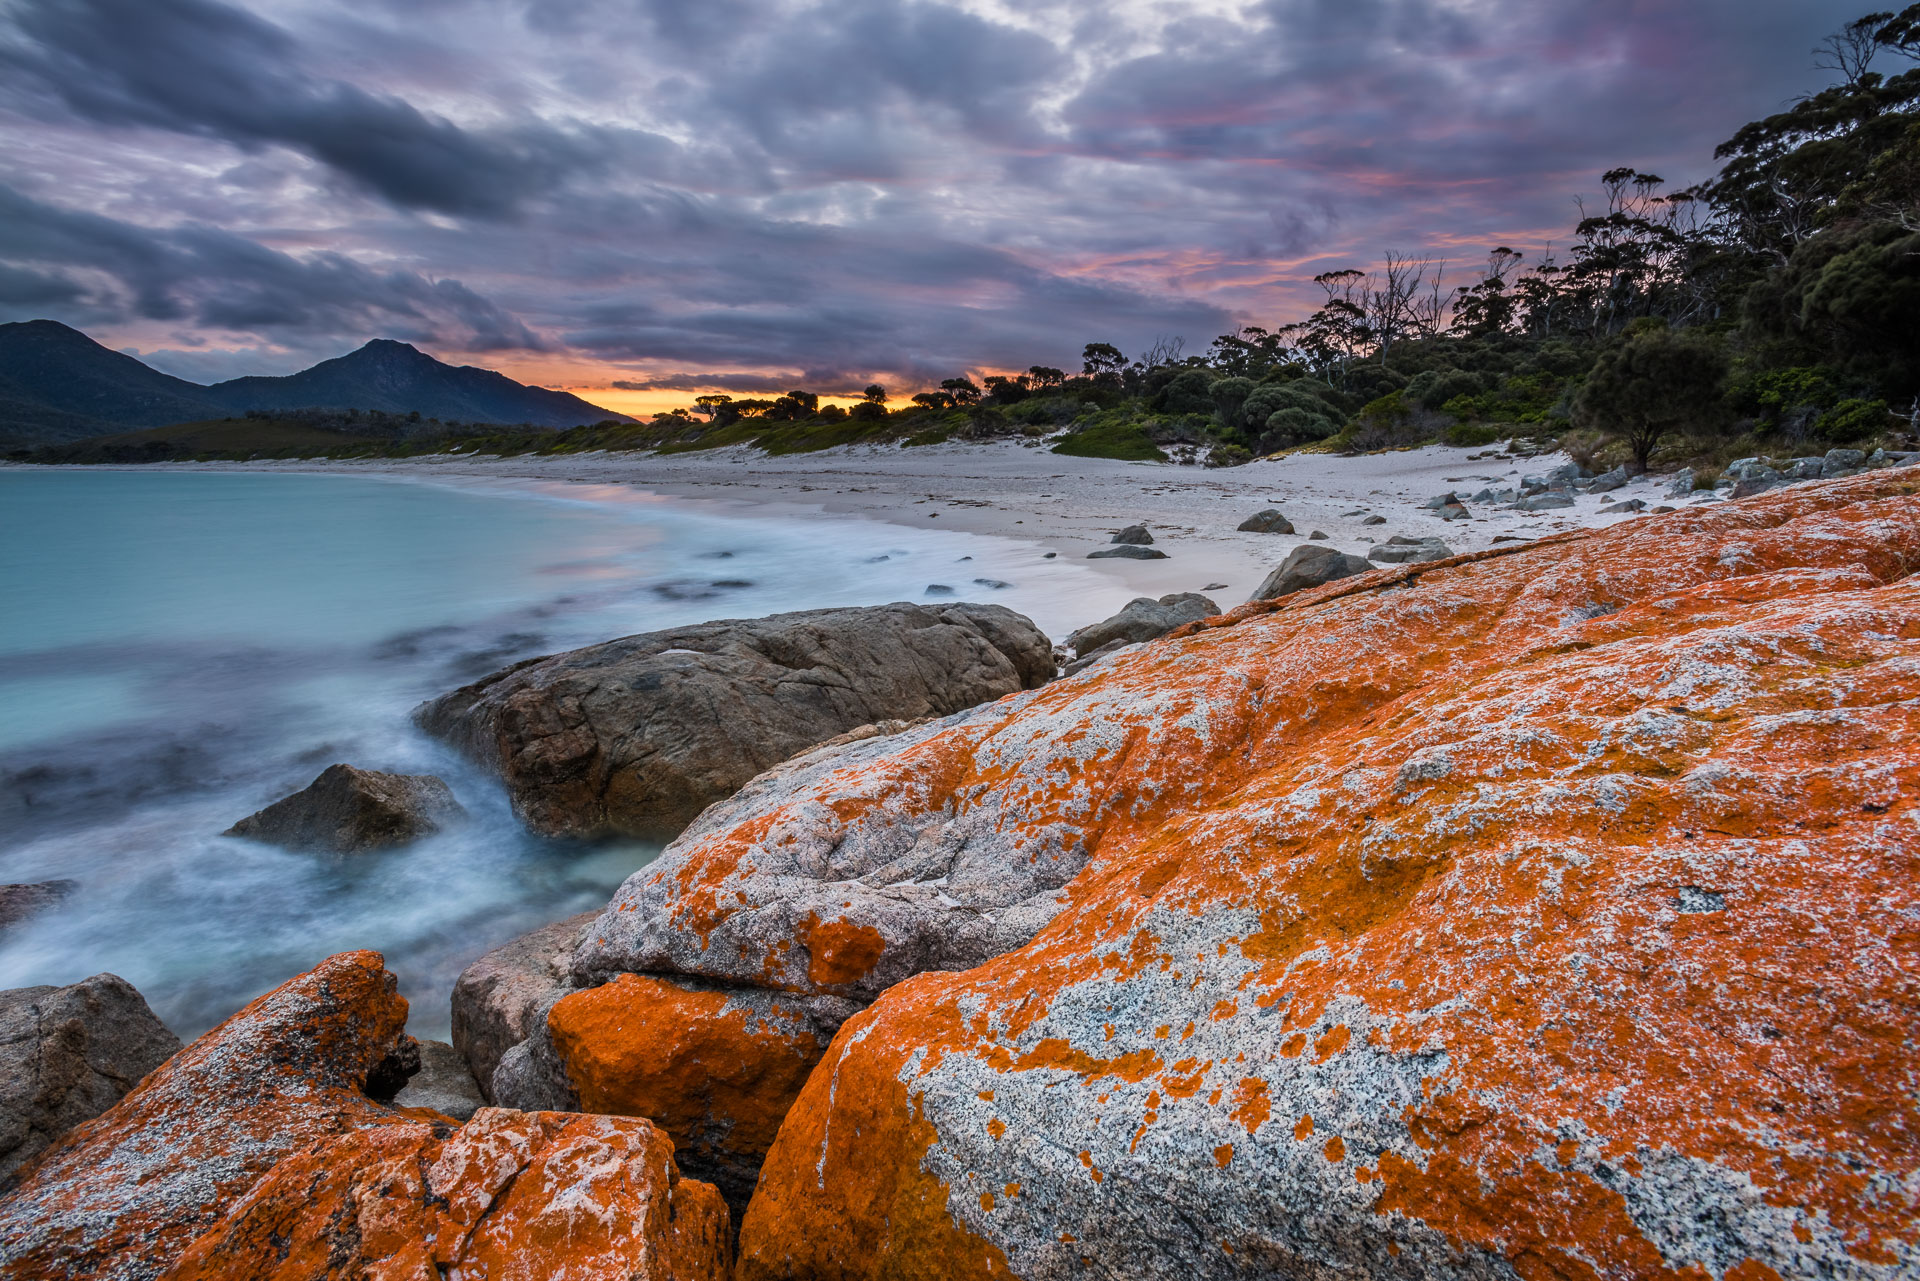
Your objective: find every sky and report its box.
[0,0,1872,415]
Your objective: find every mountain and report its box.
[0,321,227,447]
[205,339,629,429]
[0,321,632,449]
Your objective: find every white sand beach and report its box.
[197,440,1680,614]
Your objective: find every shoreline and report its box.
[35,439,1678,613]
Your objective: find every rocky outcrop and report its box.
[416,603,1054,842]
[1248,543,1372,601]
[452,911,598,1101]
[0,951,418,1278]
[163,1108,731,1281]
[223,764,463,852]
[0,974,180,1183]
[1064,593,1219,657]
[675,473,1917,1280]
[390,1038,487,1122]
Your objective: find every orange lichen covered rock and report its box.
[548,973,837,1203]
[0,951,418,1280]
[708,474,1920,1279]
[163,1107,731,1281]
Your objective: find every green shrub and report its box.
[1817,397,1891,442]
[1052,416,1168,461]
[1442,421,1504,447]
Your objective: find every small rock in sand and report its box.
[1368,536,1453,565]
[1362,514,1386,526]
[1088,546,1168,560]
[1236,510,1294,534]
[1111,524,1154,545]
[1309,530,1329,540]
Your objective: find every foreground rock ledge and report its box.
[417,601,1053,842]
[611,473,1915,1281]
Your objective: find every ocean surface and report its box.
[0,467,1118,1039]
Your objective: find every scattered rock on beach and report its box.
[1065,593,1219,656]
[1309,529,1329,539]
[416,603,1053,843]
[1247,544,1372,601]
[223,764,463,853]
[1236,510,1294,534]
[1087,545,1169,560]
[0,973,181,1183]
[1111,524,1154,545]
[1516,492,1575,511]
[1361,514,1386,525]
[0,880,76,932]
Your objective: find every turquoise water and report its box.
[0,468,1113,1037]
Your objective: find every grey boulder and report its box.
[1367,535,1454,565]
[1516,492,1575,511]
[1361,514,1386,526]
[1588,466,1630,492]
[417,602,1053,842]
[389,1038,487,1122]
[1236,510,1294,534]
[0,974,181,1182]
[1111,524,1154,545]
[451,911,599,1100]
[224,764,463,853]
[1088,545,1169,560]
[1065,593,1219,657]
[1665,467,1696,497]
[1822,448,1866,477]
[1247,545,1372,602]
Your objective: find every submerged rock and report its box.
[1087,545,1168,560]
[709,473,1920,1280]
[1236,510,1294,534]
[0,880,75,932]
[416,603,1052,842]
[0,974,180,1182]
[1247,544,1372,601]
[224,763,463,853]
[1065,593,1219,657]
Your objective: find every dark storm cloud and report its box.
[0,0,1873,385]
[0,0,655,217]
[0,184,542,350]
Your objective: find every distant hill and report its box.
[0,321,631,449]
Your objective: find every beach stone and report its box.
[1610,498,1648,512]
[1111,524,1154,545]
[1361,514,1386,526]
[1367,535,1453,565]
[731,471,1920,1281]
[1065,593,1219,657]
[1787,457,1826,480]
[1516,492,1575,511]
[1247,545,1372,602]
[223,764,463,853]
[389,1038,486,1122]
[1824,448,1866,477]
[162,1108,732,1281]
[923,583,956,596]
[1236,510,1294,534]
[1419,491,1460,509]
[1665,467,1696,497]
[1087,545,1169,560]
[451,911,599,1099]
[0,951,419,1278]
[417,602,1053,842]
[0,880,76,932]
[1309,530,1329,540]
[0,974,181,1183]
[1589,466,1630,492]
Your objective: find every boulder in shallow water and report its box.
[417,603,1051,843]
[223,763,463,852]
[1236,510,1293,534]
[0,880,75,932]
[1087,545,1168,560]
[725,472,1920,1281]
[1247,544,1371,601]
[0,973,180,1183]
[1065,593,1219,656]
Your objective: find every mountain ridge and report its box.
[0,321,632,448]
